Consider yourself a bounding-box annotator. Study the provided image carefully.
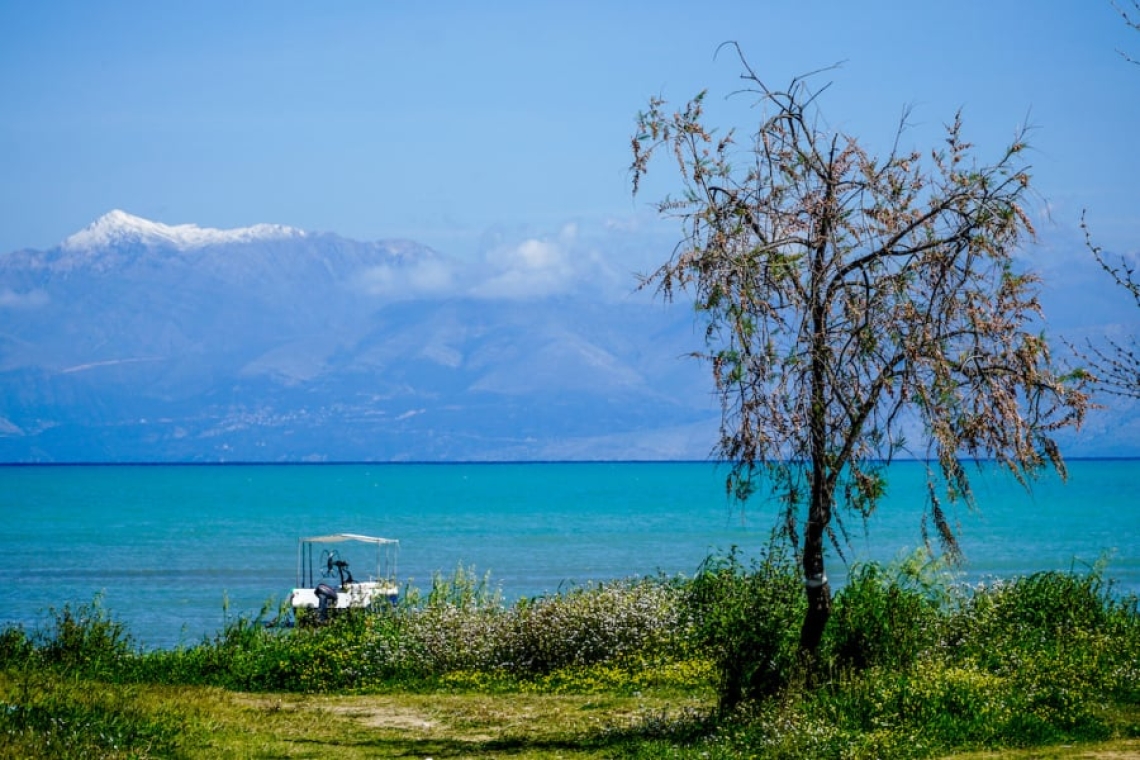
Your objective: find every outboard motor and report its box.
[315,582,338,622]
[333,559,354,586]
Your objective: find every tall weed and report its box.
[685,546,804,709]
[0,672,190,759]
[824,549,951,672]
[30,598,137,680]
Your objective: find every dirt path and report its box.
[227,691,705,758]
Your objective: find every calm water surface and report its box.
[1,461,1136,648]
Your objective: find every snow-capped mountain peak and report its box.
[60,209,306,251]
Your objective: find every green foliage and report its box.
[83,566,696,695]
[138,605,389,693]
[0,672,190,759]
[944,568,1140,721]
[0,626,32,668]
[625,555,1139,758]
[502,577,690,674]
[25,598,137,681]
[824,550,950,672]
[807,565,1140,756]
[947,568,1122,664]
[1,560,1138,757]
[686,547,805,709]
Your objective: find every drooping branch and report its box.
[1077,212,1140,398]
[1115,0,1140,64]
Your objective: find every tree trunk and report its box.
[802,207,835,666]
[802,203,834,663]
[798,476,834,660]
[800,575,832,655]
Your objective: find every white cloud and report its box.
[468,224,631,300]
[473,236,576,298]
[0,289,48,309]
[354,216,658,302]
[355,258,456,299]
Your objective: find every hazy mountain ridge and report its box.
[3,210,1133,462]
[0,212,716,462]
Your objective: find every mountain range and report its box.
[3,210,1135,463]
[0,211,717,462]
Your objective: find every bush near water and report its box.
[0,552,1138,758]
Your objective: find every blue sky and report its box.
[1,1,1137,309]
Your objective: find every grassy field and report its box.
[170,689,710,758]
[1,676,1136,759]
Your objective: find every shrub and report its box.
[685,546,804,709]
[33,598,137,680]
[946,569,1138,680]
[366,565,509,677]
[500,577,690,673]
[824,549,950,672]
[0,626,32,669]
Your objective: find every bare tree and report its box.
[630,45,1089,662]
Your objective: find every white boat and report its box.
[290,533,399,621]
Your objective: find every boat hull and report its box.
[290,581,398,610]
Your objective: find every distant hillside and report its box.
[3,210,1133,462]
[0,211,717,462]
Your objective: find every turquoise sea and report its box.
[1,460,1137,649]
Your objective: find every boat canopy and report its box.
[300,533,399,546]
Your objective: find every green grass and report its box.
[0,672,197,759]
[0,674,1133,759]
[0,673,712,759]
